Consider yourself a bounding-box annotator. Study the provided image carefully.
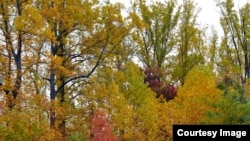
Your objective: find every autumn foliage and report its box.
[0,0,250,140]
[90,109,117,141]
[144,66,177,101]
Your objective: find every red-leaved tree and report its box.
[144,66,177,101]
[90,109,117,141]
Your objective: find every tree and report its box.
[0,94,51,141]
[172,0,205,85]
[206,77,250,124]
[90,109,117,141]
[216,0,250,84]
[130,0,180,68]
[0,0,31,109]
[27,0,129,137]
[167,65,222,124]
[128,0,181,100]
[144,65,177,101]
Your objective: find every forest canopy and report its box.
[0,0,249,140]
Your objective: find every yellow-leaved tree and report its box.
[163,65,223,139]
[0,0,130,140]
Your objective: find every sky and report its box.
[110,0,249,37]
[192,0,249,36]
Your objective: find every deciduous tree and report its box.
[172,0,205,85]
[216,0,250,84]
[167,65,222,124]
[130,0,180,68]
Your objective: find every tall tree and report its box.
[33,0,128,138]
[172,0,205,85]
[0,0,29,109]
[129,0,181,100]
[217,0,250,84]
[130,0,180,68]
[207,27,219,70]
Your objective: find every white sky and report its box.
[192,0,249,37]
[110,0,249,37]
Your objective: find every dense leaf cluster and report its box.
[144,66,177,101]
